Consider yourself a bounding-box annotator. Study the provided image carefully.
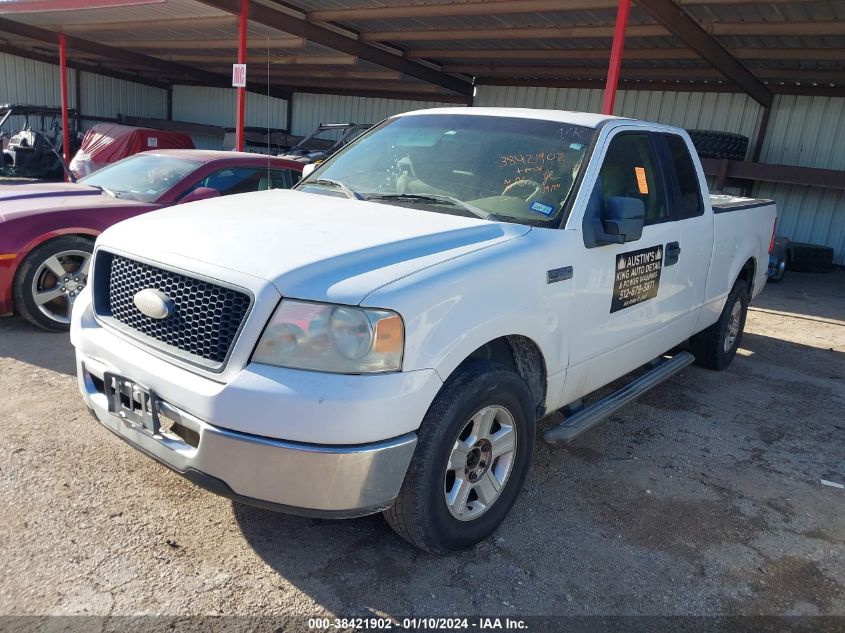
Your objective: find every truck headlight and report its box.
[252,300,404,373]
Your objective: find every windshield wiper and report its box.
[308,178,366,200]
[90,185,124,199]
[368,193,492,220]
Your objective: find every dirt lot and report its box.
[0,270,843,626]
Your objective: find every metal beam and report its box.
[699,158,845,191]
[290,86,472,105]
[40,16,236,33]
[266,78,445,92]
[153,53,358,65]
[602,0,631,115]
[364,20,845,43]
[408,48,699,61]
[635,0,772,107]
[235,0,247,152]
[407,47,845,62]
[362,24,669,41]
[194,0,472,95]
[104,37,305,50]
[476,76,845,97]
[0,43,170,89]
[59,33,70,180]
[307,0,826,21]
[444,65,725,80]
[445,65,845,83]
[0,17,291,99]
[710,20,845,36]
[309,0,610,20]
[736,47,845,61]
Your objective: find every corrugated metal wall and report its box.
[1,51,167,135]
[78,72,167,121]
[474,85,762,143]
[754,95,845,264]
[290,92,456,137]
[172,85,288,149]
[1,51,77,133]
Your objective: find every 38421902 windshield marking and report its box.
[611,245,663,313]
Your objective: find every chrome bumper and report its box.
[80,365,417,518]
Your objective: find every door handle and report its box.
[665,241,681,266]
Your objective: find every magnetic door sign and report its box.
[611,244,663,313]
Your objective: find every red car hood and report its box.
[0,182,147,221]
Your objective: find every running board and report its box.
[543,351,695,444]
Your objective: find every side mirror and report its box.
[600,196,645,244]
[179,186,220,204]
[301,162,317,178]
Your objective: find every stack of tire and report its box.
[786,242,835,273]
[686,129,750,161]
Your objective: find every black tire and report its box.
[384,360,536,554]
[13,235,94,332]
[690,279,749,370]
[785,242,833,273]
[769,258,786,283]
[686,129,750,161]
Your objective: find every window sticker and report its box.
[634,166,649,195]
[611,245,663,313]
[529,201,555,216]
[569,143,583,150]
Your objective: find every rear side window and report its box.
[597,133,669,225]
[663,135,703,219]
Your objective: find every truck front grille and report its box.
[93,251,252,369]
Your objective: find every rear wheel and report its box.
[384,360,536,554]
[13,235,94,331]
[690,279,749,370]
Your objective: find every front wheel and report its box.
[384,360,536,554]
[13,235,94,331]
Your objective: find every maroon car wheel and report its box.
[13,235,94,332]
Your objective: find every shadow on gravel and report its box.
[231,501,438,615]
[753,269,845,323]
[0,315,75,375]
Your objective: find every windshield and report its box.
[79,154,199,202]
[297,114,595,225]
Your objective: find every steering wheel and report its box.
[502,179,541,202]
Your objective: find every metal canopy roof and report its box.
[0,0,843,104]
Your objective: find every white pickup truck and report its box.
[71,108,777,553]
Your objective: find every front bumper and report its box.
[72,287,440,517]
[80,364,417,517]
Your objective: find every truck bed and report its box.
[710,193,775,213]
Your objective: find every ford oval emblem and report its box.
[133,288,174,320]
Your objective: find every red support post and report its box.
[59,33,71,181]
[235,0,248,152]
[601,0,631,115]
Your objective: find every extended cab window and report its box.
[598,133,669,225]
[662,134,703,219]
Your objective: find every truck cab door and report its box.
[657,133,713,336]
[561,129,688,404]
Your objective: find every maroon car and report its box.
[0,149,303,331]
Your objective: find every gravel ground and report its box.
[0,270,843,626]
